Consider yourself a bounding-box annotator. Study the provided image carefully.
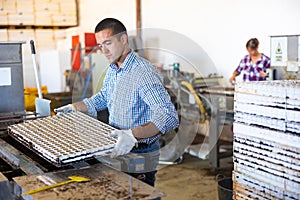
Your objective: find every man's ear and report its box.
[120,34,128,45]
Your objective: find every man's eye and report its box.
[105,41,112,45]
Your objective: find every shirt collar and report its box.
[109,50,135,72]
[247,53,265,63]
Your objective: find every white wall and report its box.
[141,0,300,84]
[73,0,300,85]
[77,0,136,35]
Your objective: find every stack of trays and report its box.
[233,80,300,200]
[8,112,117,166]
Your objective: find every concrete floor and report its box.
[156,154,232,200]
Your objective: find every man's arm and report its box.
[138,79,179,138]
[132,122,160,139]
[73,101,88,113]
[55,93,106,116]
[77,69,112,116]
[55,77,109,116]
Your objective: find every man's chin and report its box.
[106,57,114,63]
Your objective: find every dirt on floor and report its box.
[156,154,232,200]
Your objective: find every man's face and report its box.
[247,47,259,57]
[95,29,126,64]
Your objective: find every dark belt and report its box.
[133,140,158,150]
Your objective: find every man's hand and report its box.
[109,130,137,158]
[54,104,76,114]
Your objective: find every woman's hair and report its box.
[246,38,259,49]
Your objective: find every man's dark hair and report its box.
[246,38,259,49]
[94,18,127,37]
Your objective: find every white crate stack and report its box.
[233,80,300,200]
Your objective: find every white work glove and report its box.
[109,130,137,158]
[54,104,76,114]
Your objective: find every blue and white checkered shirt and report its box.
[83,50,179,144]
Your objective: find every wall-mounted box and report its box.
[271,35,300,67]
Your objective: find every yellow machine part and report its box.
[181,81,206,123]
[24,86,48,111]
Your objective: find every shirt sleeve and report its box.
[235,59,245,74]
[139,74,179,134]
[83,89,107,117]
[265,56,271,69]
[83,71,110,117]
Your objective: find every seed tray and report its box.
[8,112,117,167]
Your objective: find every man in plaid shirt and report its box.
[56,18,179,186]
[230,38,270,83]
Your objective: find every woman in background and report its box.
[229,38,270,83]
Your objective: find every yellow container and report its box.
[24,86,48,111]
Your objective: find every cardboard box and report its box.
[17,0,34,3]
[52,14,77,26]
[16,0,34,13]
[35,29,55,49]
[0,29,8,41]
[50,0,62,3]
[34,13,52,26]
[34,2,59,13]
[36,0,51,2]
[53,29,67,40]
[8,13,34,25]
[8,29,35,42]
[0,14,8,25]
[35,29,54,39]
[59,1,77,12]
[0,7,6,15]
[3,0,16,14]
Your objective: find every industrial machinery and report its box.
[159,64,234,170]
[0,42,27,130]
